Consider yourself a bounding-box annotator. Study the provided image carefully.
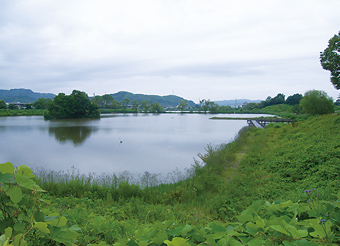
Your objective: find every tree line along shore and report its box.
[1,88,339,119]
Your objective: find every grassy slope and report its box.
[243,114,340,199]
[30,114,340,244]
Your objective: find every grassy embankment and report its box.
[1,114,340,245]
[0,109,45,116]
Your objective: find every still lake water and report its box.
[0,114,265,175]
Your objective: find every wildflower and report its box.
[319,219,326,224]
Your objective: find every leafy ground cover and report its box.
[1,114,340,245]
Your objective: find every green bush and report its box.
[0,162,78,245]
[299,90,334,115]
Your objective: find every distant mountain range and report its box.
[0,89,196,108]
[0,89,262,108]
[214,99,262,106]
[109,91,196,108]
[0,89,55,103]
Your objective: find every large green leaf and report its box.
[51,228,78,243]
[310,221,332,238]
[34,211,45,222]
[4,227,12,240]
[236,214,253,223]
[218,235,243,246]
[45,213,67,227]
[15,174,45,192]
[0,162,14,174]
[16,165,35,178]
[13,233,27,246]
[13,222,26,233]
[6,186,23,204]
[270,225,289,235]
[247,238,267,246]
[56,216,68,227]
[285,224,308,239]
[151,231,168,245]
[0,173,15,184]
[34,222,50,234]
[211,231,226,240]
[246,220,266,235]
[164,237,190,246]
[68,225,82,232]
[294,239,319,246]
[180,225,193,236]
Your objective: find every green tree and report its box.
[244,103,260,111]
[0,100,7,109]
[335,95,340,106]
[150,102,163,113]
[131,100,139,113]
[177,100,189,113]
[110,99,121,110]
[320,30,340,89]
[102,94,114,107]
[91,95,104,107]
[260,96,272,108]
[33,98,52,109]
[218,105,233,112]
[92,94,115,108]
[199,99,219,113]
[121,98,130,112]
[24,103,33,109]
[285,93,303,105]
[44,90,100,119]
[271,93,285,105]
[209,101,219,113]
[8,104,18,110]
[299,90,334,115]
[140,100,150,113]
[199,99,210,113]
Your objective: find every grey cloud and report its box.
[0,0,340,101]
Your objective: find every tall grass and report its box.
[34,165,196,200]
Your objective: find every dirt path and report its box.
[223,145,249,181]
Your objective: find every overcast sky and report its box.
[1,0,339,102]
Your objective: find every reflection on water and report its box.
[48,126,98,146]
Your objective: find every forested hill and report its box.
[0,89,196,108]
[0,89,55,103]
[110,91,196,108]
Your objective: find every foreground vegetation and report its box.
[1,114,340,245]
